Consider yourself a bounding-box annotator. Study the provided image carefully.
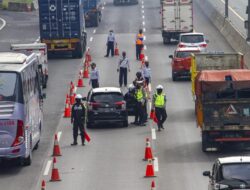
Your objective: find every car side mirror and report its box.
[82,97,87,101]
[169,55,173,59]
[206,39,209,43]
[203,171,211,177]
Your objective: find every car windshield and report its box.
[91,92,123,103]
[222,164,250,181]
[0,72,18,102]
[181,35,204,43]
[176,51,193,58]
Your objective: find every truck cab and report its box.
[169,47,201,81]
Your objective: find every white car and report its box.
[178,32,208,51]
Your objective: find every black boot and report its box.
[71,142,77,146]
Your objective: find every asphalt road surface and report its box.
[0,0,248,190]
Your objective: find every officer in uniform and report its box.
[71,94,86,145]
[105,30,115,57]
[89,62,100,88]
[133,82,146,126]
[152,85,167,131]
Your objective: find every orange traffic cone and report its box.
[144,138,153,161]
[145,159,156,178]
[50,157,61,182]
[77,72,84,87]
[70,81,74,95]
[83,66,89,78]
[151,180,156,190]
[141,58,145,68]
[150,109,155,119]
[41,180,46,190]
[65,94,70,104]
[86,48,92,62]
[64,101,71,118]
[139,49,145,61]
[115,43,119,56]
[53,134,62,156]
[153,113,158,124]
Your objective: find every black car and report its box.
[203,156,250,190]
[85,87,128,128]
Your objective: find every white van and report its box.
[0,52,45,166]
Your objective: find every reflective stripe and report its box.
[135,89,143,101]
[154,94,165,107]
[136,34,144,45]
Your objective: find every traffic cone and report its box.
[77,72,84,87]
[83,66,89,78]
[144,138,153,161]
[145,159,156,177]
[41,180,46,190]
[84,130,91,142]
[150,109,155,119]
[86,48,92,62]
[70,93,76,105]
[65,94,70,105]
[64,101,71,118]
[141,58,145,67]
[139,48,145,61]
[115,43,119,56]
[153,114,158,124]
[151,180,156,190]
[50,157,61,182]
[70,81,74,95]
[53,134,62,156]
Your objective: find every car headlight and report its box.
[215,183,229,190]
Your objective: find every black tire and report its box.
[123,120,128,127]
[202,132,209,152]
[72,42,83,58]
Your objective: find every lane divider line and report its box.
[143,28,146,32]
[145,55,148,60]
[93,29,96,34]
[144,45,147,50]
[144,36,146,41]
[35,36,40,43]
[142,15,145,19]
[153,157,159,172]
[102,6,104,10]
[57,131,62,141]
[219,0,244,21]
[142,5,144,9]
[90,37,93,42]
[43,160,52,176]
[0,17,6,31]
[151,128,156,140]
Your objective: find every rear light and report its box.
[115,101,126,110]
[88,102,100,110]
[12,148,20,153]
[11,120,24,147]
[199,43,207,48]
[178,43,186,48]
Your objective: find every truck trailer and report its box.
[38,0,87,58]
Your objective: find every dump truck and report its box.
[161,0,193,44]
[191,52,245,96]
[83,0,102,27]
[195,69,250,152]
[39,0,87,58]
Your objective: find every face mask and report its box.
[157,89,162,94]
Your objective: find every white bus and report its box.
[0,52,45,166]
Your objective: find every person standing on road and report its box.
[135,29,144,60]
[71,94,86,146]
[89,62,100,89]
[142,61,151,86]
[105,30,115,57]
[152,85,167,131]
[132,82,146,126]
[117,51,130,87]
[133,71,145,87]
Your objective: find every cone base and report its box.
[50,179,62,182]
[144,176,156,178]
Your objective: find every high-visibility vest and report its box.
[154,93,166,108]
[135,89,143,101]
[136,33,144,45]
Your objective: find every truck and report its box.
[10,43,49,88]
[195,69,250,152]
[38,0,87,58]
[169,47,201,81]
[113,0,138,6]
[190,52,245,96]
[161,0,193,44]
[83,0,102,27]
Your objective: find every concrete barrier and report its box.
[195,0,250,68]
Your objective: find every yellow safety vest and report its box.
[154,93,165,108]
[135,89,143,101]
[136,33,144,45]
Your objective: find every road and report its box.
[0,0,248,190]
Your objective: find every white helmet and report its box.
[156,85,163,90]
[75,94,82,99]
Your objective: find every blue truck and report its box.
[38,0,87,58]
[82,0,102,27]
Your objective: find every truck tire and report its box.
[202,132,209,152]
[72,42,83,58]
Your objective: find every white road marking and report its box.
[93,29,96,34]
[142,1,144,4]
[153,157,159,172]
[151,128,156,140]
[0,17,6,31]
[142,21,145,26]
[144,35,146,40]
[149,101,152,110]
[35,36,40,43]
[219,0,244,21]
[142,5,144,9]
[90,37,93,42]
[104,1,106,5]
[102,6,104,10]
[142,15,145,19]
[144,45,147,50]
[143,28,146,32]
[145,55,148,61]
[142,10,144,13]
[148,83,151,92]
[57,131,62,141]
[43,160,52,176]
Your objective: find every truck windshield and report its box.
[181,35,204,43]
[0,72,23,103]
[222,164,250,181]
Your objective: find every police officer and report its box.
[133,71,145,87]
[124,84,136,116]
[135,29,144,60]
[117,51,130,87]
[152,85,167,131]
[105,30,115,57]
[133,82,146,126]
[89,62,100,88]
[71,94,86,145]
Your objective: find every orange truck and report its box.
[195,69,250,152]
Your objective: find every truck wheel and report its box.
[72,43,83,58]
[202,132,209,152]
